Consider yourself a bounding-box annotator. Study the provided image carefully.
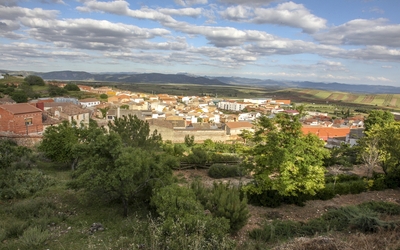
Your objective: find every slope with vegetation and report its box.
[1,109,400,249]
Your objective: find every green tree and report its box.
[108,114,162,149]
[99,93,108,99]
[48,84,68,97]
[364,110,395,132]
[24,75,45,86]
[64,83,80,91]
[71,132,172,217]
[184,134,195,147]
[38,121,98,170]
[244,113,329,197]
[98,107,110,119]
[359,123,400,182]
[11,91,28,103]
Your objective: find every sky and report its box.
[1,0,400,86]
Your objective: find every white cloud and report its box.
[158,7,202,17]
[174,0,207,7]
[366,76,392,82]
[0,0,19,7]
[0,6,59,20]
[220,6,253,21]
[18,18,173,51]
[381,65,392,68]
[314,18,400,47]
[220,2,327,33]
[217,0,277,6]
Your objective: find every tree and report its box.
[98,107,110,119]
[364,110,395,132]
[184,134,195,147]
[71,132,172,217]
[64,83,80,91]
[48,84,67,97]
[108,114,162,149]
[99,93,108,99]
[11,91,28,103]
[38,121,100,170]
[24,75,45,86]
[244,113,329,197]
[358,122,400,188]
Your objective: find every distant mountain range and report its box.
[2,70,399,94]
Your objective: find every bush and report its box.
[209,153,239,163]
[208,164,245,179]
[9,197,56,220]
[0,169,55,199]
[370,173,387,191]
[64,83,80,91]
[205,182,249,233]
[19,226,49,248]
[358,201,400,215]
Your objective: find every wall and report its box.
[150,123,227,143]
[0,109,43,135]
[0,133,43,147]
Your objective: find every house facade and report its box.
[0,103,43,134]
[79,98,100,108]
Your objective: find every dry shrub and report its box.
[345,227,400,250]
[272,236,350,250]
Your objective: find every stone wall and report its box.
[0,133,43,147]
[150,124,228,143]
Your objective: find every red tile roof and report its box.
[0,103,42,114]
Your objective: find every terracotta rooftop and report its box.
[0,103,42,114]
[225,121,253,129]
[79,98,99,102]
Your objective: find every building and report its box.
[0,103,43,134]
[79,98,100,108]
[225,121,254,136]
[47,103,91,124]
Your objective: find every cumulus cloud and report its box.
[40,0,65,4]
[158,7,202,17]
[0,6,59,20]
[221,2,327,33]
[314,18,400,47]
[174,0,207,7]
[18,18,174,51]
[217,0,277,6]
[0,0,19,7]
[366,76,392,82]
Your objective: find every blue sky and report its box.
[1,0,399,86]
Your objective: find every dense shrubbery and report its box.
[208,164,245,178]
[247,172,394,208]
[0,140,54,200]
[151,184,235,249]
[250,201,400,242]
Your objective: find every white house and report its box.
[218,100,251,112]
[79,98,100,108]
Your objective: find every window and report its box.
[25,118,33,125]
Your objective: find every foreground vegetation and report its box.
[1,84,400,248]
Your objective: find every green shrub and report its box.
[8,197,56,220]
[0,169,54,199]
[205,182,249,233]
[5,220,29,239]
[209,153,239,163]
[208,164,245,178]
[349,213,384,233]
[19,226,49,248]
[371,173,387,191]
[358,201,400,215]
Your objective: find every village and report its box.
[0,82,365,147]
